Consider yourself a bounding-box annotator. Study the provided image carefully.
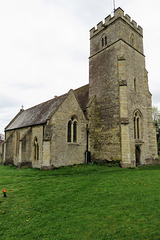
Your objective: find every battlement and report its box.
[90,7,143,38]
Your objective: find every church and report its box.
[2,8,158,169]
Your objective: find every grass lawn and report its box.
[0,164,160,240]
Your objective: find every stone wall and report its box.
[50,90,87,168]
[89,7,158,165]
[121,41,158,165]
[4,130,15,165]
[89,31,121,162]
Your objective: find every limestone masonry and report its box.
[2,8,158,169]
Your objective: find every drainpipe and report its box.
[85,124,91,163]
[86,124,89,152]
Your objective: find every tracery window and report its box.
[34,137,39,160]
[67,117,78,143]
[134,111,142,139]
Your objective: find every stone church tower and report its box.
[88,8,158,167]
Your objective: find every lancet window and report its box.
[34,137,39,160]
[102,35,107,47]
[134,111,142,139]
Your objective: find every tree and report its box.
[152,106,160,153]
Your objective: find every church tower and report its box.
[88,8,158,167]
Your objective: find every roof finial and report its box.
[21,105,24,110]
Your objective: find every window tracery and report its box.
[67,117,78,143]
[134,111,142,139]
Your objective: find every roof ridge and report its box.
[5,84,89,131]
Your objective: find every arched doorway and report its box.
[135,146,141,166]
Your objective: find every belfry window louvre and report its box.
[67,117,78,143]
[101,35,107,47]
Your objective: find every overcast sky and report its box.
[0,0,160,134]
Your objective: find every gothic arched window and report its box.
[67,117,78,143]
[34,137,39,160]
[134,111,142,139]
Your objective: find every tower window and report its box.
[105,36,107,45]
[67,117,78,143]
[101,35,107,47]
[133,111,142,139]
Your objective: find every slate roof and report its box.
[5,84,89,131]
[74,84,89,111]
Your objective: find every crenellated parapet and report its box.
[90,7,143,38]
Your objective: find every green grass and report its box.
[0,164,160,240]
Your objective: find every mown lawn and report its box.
[0,164,160,240]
